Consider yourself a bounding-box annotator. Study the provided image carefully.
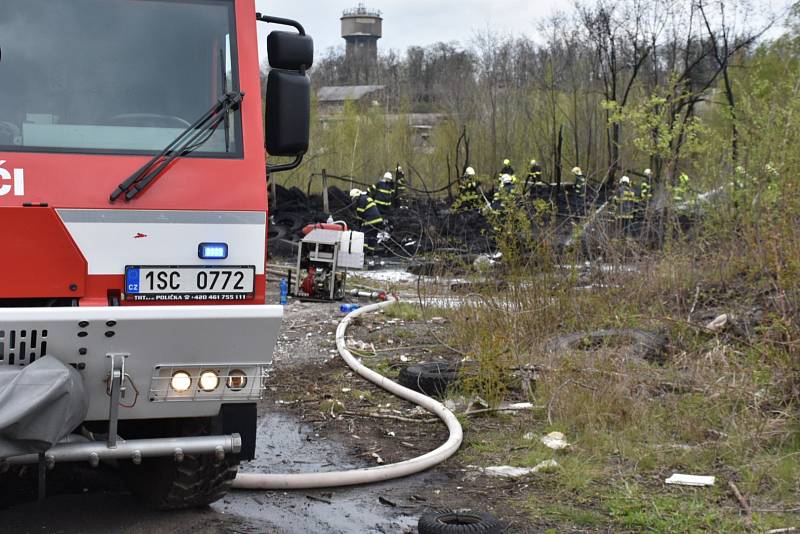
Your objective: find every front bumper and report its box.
[0,305,282,420]
[4,433,242,467]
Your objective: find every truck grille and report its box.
[0,329,48,366]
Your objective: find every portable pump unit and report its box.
[290,224,365,301]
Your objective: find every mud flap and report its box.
[0,356,87,459]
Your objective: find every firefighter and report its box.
[614,176,637,234]
[490,173,517,212]
[453,166,482,213]
[370,171,395,211]
[500,158,514,176]
[351,188,384,253]
[525,159,549,200]
[571,166,588,215]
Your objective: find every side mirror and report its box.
[267,31,313,71]
[257,14,314,171]
[265,70,310,157]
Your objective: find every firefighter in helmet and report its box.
[613,176,637,234]
[370,171,395,212]
[500,158,514,176]
[351,188,384,254]
[525,158,548,200]
[571,166,588,215]
[453,166,482,213]
[490,173,517,212]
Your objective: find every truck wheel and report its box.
[122,451,239,510]
[119,418,240,510]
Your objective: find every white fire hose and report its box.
[232,299,463,490]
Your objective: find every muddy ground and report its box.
[0,277,545,534]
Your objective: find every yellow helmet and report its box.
[572,166,582,175]
[503,159,511,166]
[530,159,537,166]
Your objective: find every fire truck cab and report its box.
[0,0,311,508]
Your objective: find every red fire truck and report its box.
[0,0,311,508]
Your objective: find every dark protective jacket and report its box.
[614,184,638,220]
[524,163,544,195]
[370,179,395,208]
[453,173,482,212]
[491,180,518,211]
[356,194,384,226]
[500,164,515,176]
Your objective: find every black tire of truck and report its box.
[418,509,503,534]
[119,420,239,510]
[399,362,461,398]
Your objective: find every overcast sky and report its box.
[255,0,569,60]
[255,0,794,63]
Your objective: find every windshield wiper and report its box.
[109,91,244,202]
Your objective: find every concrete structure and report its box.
[341,4,382,84]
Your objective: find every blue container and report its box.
[340,303,360,313]
[279,278,288,305]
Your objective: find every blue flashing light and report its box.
[198,243,229,260]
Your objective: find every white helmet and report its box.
[350,188,363,199]
[501,174,513,185]
[465,167,476,176]
[383,171,393,181]
[644,168,652,176]
[397,166,403,171]
[530,159,537,166]
[620,176,631,185]
[572,166,582,175]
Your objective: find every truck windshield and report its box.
[0,0,241,156]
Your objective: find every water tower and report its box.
[341,4,382,65]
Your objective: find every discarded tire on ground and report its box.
[399,361,461,398]
[418,509,502,534]
[544,328,668,363]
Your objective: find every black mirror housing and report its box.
[267,31,314,71]
[265,70,310,157]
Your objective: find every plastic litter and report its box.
[705,314,728,332]
[541,431,571,450]
[340,303,361,313]
[665,474,715,486]
[480,460,559,479]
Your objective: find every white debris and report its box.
[371,453,385,464]
[341,388,351,393]
[523,432,535,441]
[705,314,728,332]
[387,431,396,437]
[399,355,409,362]
[480,460,560,479]
[665,474,716,486]
[444,399,458,411]
[506,402,534,410]
[541,431,571,450]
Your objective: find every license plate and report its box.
[125,266,255,301]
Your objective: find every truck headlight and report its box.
[227,369,247,391]
[170,371,192,392]
[199,370,220,392]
